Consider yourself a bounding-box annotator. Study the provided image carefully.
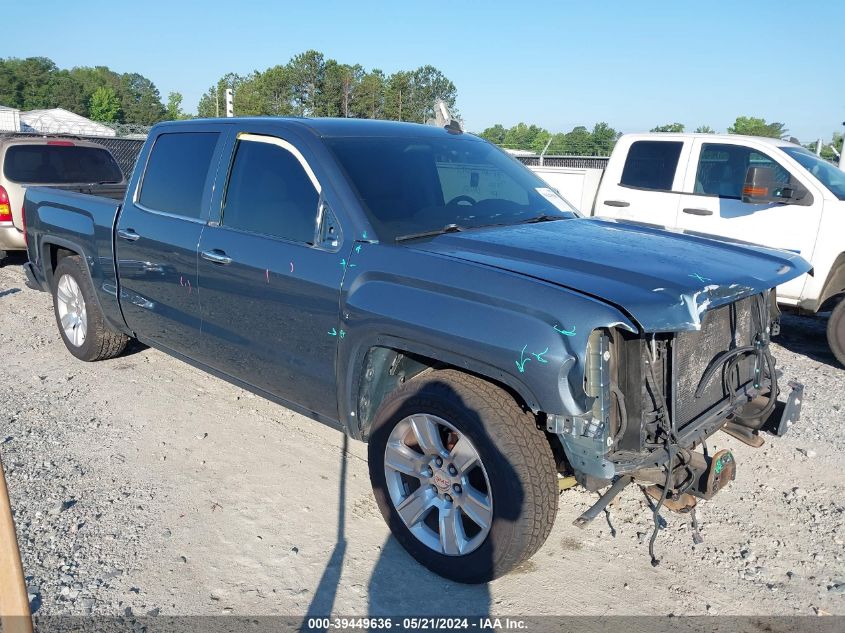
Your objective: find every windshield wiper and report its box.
[395,223,465,242]
[518,213,568,224]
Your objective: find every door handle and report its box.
[603,200,630,207]
[117,228,140,242]
[201,249,232,265]
[682,207,714,216]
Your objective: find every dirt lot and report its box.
[1,256,844,617]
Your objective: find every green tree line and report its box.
[197,50,457,123]
[0,56,171,125]
[0,52,458,127]
[478,117,845,157]
[478,122,622,156]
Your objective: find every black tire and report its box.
[52,255,129,362]
[368,369,558,583]
[828,297,845,367]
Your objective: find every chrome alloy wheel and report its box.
[56,273,87,347]
[384,414,493,556]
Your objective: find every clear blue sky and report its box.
[3,0,843,141]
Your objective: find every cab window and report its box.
[695,143,791,199]
[139,132,219,219]
[222,137,319,244]
[620,141,682,191]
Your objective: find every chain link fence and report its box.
[515,155,610,169]
[85,136,147,177]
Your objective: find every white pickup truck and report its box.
[530,133,845,366]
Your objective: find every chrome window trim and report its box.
[213,132,331,247]
[235,133,322,194]
[131,200,207,224]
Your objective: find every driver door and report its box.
[675,140,823,302]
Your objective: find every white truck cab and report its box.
[531,133,845,365]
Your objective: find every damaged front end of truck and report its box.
[549,287,805,564]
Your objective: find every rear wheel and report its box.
[827,298,845,367]
[52,255,129,361]
[368,369,558,583]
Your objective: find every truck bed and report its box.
[23,186,125,330]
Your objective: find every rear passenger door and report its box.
[195,131,346,420]
[116,128,226,355]
[595,139,687,227]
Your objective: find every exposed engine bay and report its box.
[550,290,804,564]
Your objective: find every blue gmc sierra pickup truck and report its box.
[22,118,810,582]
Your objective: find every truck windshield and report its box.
[326,134,577,241]
[780,146,845,200]
[3,144,123,184]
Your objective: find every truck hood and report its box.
[409,217,812,332]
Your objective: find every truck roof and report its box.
[152,116,469,139]
[619,132,800,149]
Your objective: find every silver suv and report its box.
[0,136,124,264]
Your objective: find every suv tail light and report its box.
[0,185,12,223]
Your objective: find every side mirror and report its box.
[743,166,810,205]
[742,166,777,204]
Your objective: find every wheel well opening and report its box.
[47,244,78,282]
[356,347,563,466]
[819,292,844,313]
[818,254,845,311]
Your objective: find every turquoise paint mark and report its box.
[362,231,368,239]
[516,344,553,372]
[328,328,338,336]
[339,329,346,338]
[515,345,530,373]
[689,273,712,283]
[340,259,357,269]
[554,324,576,337]
[354,244,362,254]
[531,347,549,363]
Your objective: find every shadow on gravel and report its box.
[0,251,28,267]
[775,313,841,369]
[118,338,150,358]
[0,287,21,298]
[302,434,350,622]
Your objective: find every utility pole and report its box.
[225,89,234,118]
[815,139,822,156]
[540,137,553,166]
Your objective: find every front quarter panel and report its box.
[336,242,636,437]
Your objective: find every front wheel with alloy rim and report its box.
[51,255,129,362]
[368,369,558,583]
[828,298,845,367]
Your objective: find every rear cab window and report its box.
[3,143,123,184]
[138,132,220,219]
[620,141,683,191]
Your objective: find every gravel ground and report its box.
[1,256,844,617]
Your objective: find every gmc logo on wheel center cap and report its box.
[433,472,450,490]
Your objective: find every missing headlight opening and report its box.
[566,290,792,566]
